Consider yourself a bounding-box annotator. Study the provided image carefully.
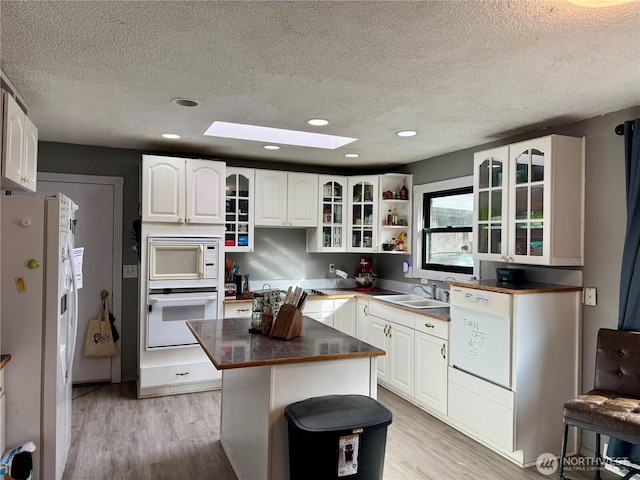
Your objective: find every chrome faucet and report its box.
[411,283,435,299]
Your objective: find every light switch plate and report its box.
[584,287,597,306]
[123,264,138,278]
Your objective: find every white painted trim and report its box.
[38,172,124,383]
[412,176,479,282]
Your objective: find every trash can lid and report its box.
[284,394,392,432]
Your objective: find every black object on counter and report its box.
[285,394,392,480]
[496,267,525,284]
[234,274,244,299]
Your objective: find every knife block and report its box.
[270,304,303,340]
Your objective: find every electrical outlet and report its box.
[329,264,335,274]
[584,287,597,306]
[123,265,138,278]
[421,278,429,284]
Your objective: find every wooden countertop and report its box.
[187,317,385,370]
[0,354,11,370]
[446,279,583,294]
[225,288,452,321]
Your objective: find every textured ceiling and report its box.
[1,1,639,169]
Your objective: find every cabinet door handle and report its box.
[177,218,183,223]
[176,372,190,376]
[186,217,192,223]
[425,323,434,329]
[364,305,368,316]
[441,344,446,359]
[238,308,249,312]
[383,325,388,336]
[388,325,392,337]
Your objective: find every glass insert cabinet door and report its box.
[473,146,509,260]
[321,179,345,249]
[511,146,546,259]
[225,168,253,251]
[348,177,377,252]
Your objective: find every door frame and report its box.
[39,172,123,383]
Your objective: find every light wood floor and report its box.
[63,382,623,480]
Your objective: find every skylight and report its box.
[203,121,357,150]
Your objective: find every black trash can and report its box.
[284,394,393,480]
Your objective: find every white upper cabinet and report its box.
[254,169,318,227]
[225,167,255,252]
[473,134,585,266]
[347,175,379,252]
[186,159,225,224]
[1,90,38,192]
[142,155,225,224]
[306,175,347,252]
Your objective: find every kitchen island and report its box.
[187,317,385,480]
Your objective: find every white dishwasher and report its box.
[448,286,516,452]
[449,286,512,388]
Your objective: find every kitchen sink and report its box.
[372,294,449,309]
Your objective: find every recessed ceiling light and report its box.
[307,118,329,126]
[204,121,357,150]
[263,145,280,150]
[344,153,360,158]
[172,98,200,107]
[161,133,181,139]
[396,130,418,137]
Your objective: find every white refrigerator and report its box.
[1,194,79,480]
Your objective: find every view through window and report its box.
[422,186,473,273]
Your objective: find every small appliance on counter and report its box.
[354,256,376,291]
[496,267,525,284]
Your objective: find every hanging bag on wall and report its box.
[84,295,118,358]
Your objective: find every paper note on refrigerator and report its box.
[73,247,84,289]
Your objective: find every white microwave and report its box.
[148,236,220,285]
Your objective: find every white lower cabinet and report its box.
[304,299,335,327]
[367,315,390,383]
[366,300,449,416]
[355,298,369,341]
[388,322,414,396]
[333,298,356,335]
[414,330,448,415]
[367,301,416,397]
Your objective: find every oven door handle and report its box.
[149,295,217,304]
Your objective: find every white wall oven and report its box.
[147,236,222,349]
[147,288,218,348]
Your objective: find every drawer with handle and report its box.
[414,316,448,340]
[224,302,252,318]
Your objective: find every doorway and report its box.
[37,173,123,384]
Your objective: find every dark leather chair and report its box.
[559,328,640,480]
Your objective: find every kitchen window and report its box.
[413,176,478,281]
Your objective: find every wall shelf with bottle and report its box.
[307,175,347,252]
[379,173,413,254]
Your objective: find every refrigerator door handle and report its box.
[67,244,79,380]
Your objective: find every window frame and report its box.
[412,176,479,282]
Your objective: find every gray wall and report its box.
[226,228,363,283]
[37,105,640,396]
[38,143,141,382]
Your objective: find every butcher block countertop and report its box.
[187,317,385,370]
[446,279,583,294]
[225,288,451,321]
